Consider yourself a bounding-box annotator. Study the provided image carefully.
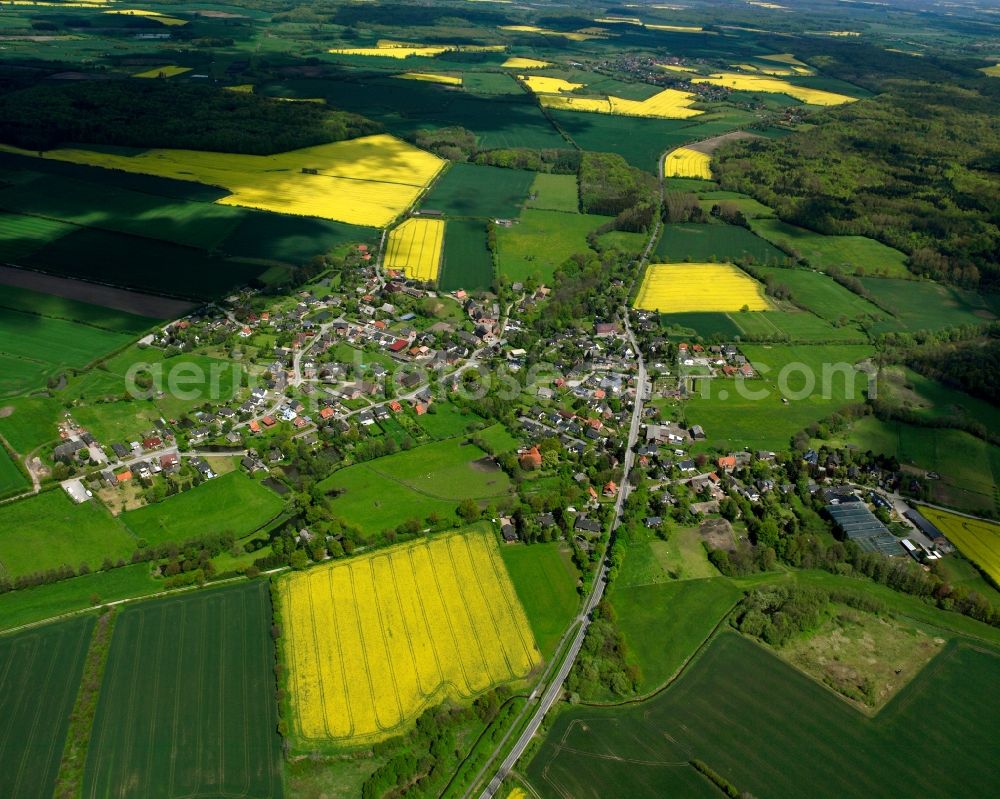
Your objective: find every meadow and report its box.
[685,343,874,451]
[0,284,155,334]
[879,366,1000,435]
[655,222,788,264]
[0,616,94,799]
[750,218,910,277]
[497,210,608,283]
[754,266,885,323]
[697,191,775,219]
[0,446,27,495]
[0,491,135,580]
[611,577,743,694]
[384,217,444,282]
[528,633,1000,799]
[634,263,771,313]
[918,507,1000,584]
[421,163,535,218]
[320,438,511,533]
[858,277,997,333]
[278,530,540,746]
[525,173,579,213]
[2,133,444,227]
[438,219,494,292]
[0,305,134,373]
[732,310,867,342]
[83,582,283,799]
[121,472,285,546]
[500,541,580,658]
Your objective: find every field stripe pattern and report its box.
[634,263,771,312]
[282,531,540,745]
[385,217,445,281]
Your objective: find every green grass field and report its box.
[0,616,95,799]
[528,632,1000,799]
[320,438,512,533]
[0,210,76,261]
[880,366,1000,435]
[611,578,743,693]
[476,422,520,454]
[0,445,28,495]
[414,402,479,440]
[439,218,494,292]
[0,491,135,580]
[0,564,160,633]
[655,222,788,264]
[754,266,886,323]
[121,472,285,546]
[750,218,910,277]
[660,311,744,339]
[497,209,607,283]
[525,173,579,213]
[732,310,868,342]
[422,163,535,218]
[0,394,62,455]
[83,582,283,798]
[0,284,156,333]
[859,277,997,334]
[697,191,775,219]
[501,542,580,658]
[686,343,874,451]
[221,212,376,265]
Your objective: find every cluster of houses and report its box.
[677,342,755,378]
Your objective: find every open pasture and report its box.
[732,310,866,342]
[664,146,712,179]
[421,162,534,218]
[858,277,996,333]
[2,134,444,227]
[84,582,283,799]
[279,530,540,746]
[528,633,1000,799]
[0,446,27,495]
[0,617,94,799]
[320,438,511,533]
[385,217,444,282]
[754,266,885,323]
[750,218,910,277]
[634,263,770,313]
[0,491,135,580]
[525,173,579,213]
[121,472,285,546]
[497,210,607,283]
[917,507,1000,584]
[655,222,787,264]
[439,218,494,292]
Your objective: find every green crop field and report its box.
[611,578,743,693]
[697,191,775,219]
[25,227,267,301]
[661,311,744,339]
[525,173,579,213]
[0,394,62,455]
[750,218,910,277]
[439,218,494,292]
[655,222,788,264]
[0,445,27,495]
[686,343,874,451]
[754,266,886,323]
[319,437,512,533]
[732,310,867,342]
[83,582,283,799]
[0,211,75,261]
[858,277,997,334]
[220,212,377,265]
[0,564,159,633]
[0,284,156,333]
[422,163,535,218]
[0,491,135,580]
[121,472,285,546]
[527,633,1000,799]
[0,616,95,799]
[501,542,580,658]
[497,210,607,283]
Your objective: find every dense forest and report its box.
[0,81,380,154]
[905,331,1000,405]
[715,81,1000,290]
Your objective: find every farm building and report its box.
[826,498,900,556]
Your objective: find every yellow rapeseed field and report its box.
[634,263,771,313]
[519,75,585,93]
[692,72,855,106]
[330,40,505,59]
[385,218,445,281]
[280,531,540,745]
[664,147,712,179]
[105,9,187,25]
[980,63,1000,77]
[646,23,710,33]
[397,72,462,85]
[502,57,551,69]
[499,25,597,41]
[132,65,191,78]
[918,507,1000,584]
[659,63,698,73]
[760,53,810,67]
[540,87,702,119]
[0,134,444,227]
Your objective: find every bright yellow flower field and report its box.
[279,531,540,745]
[0,134,444,227]
[539,87,702,119]
[132,65,191,78]
[918,507,1000,584]
[634,263,771,313]
[397,72,462,85]
[664,147,712,180]
[692,72,855,106]
[519,75,585,93]
[385,218,445,281]
[502,57,551,69]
